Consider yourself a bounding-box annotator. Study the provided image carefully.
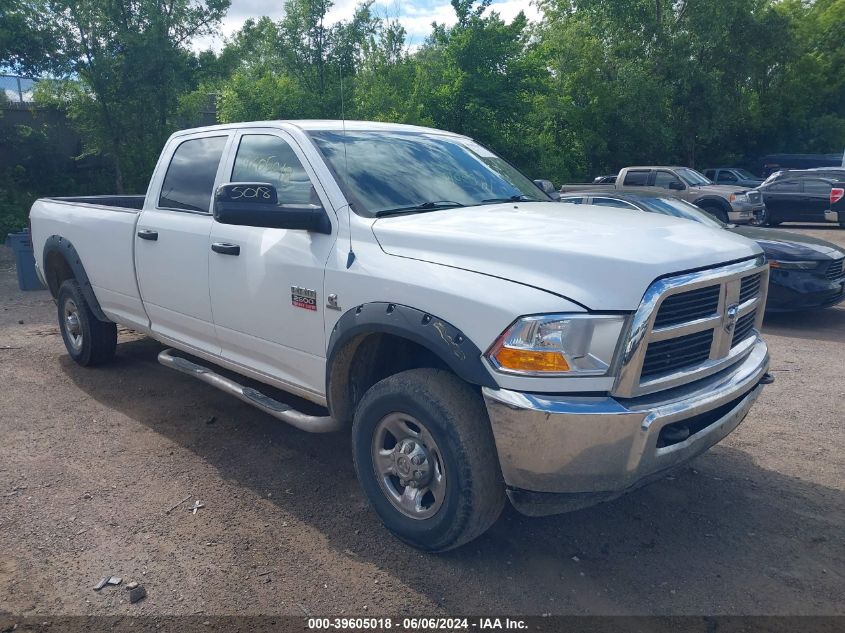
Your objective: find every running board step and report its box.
[157,348,343,433]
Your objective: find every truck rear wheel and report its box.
[352,368,505,552]
[57,280,117,366]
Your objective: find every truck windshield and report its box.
[675,168,713,186]
[735,168,758,179]
[308,130,548,216]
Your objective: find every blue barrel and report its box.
[5,229,46,291]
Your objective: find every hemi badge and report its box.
[291,286,317,311]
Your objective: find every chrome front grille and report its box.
[825,258,844,280]
[731,311,757,347]
[652,284,720,328]
[614,256,769,398]
[641,329,714,379]
[747,190,762,204]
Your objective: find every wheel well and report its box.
[695,197,729,212]
[44,249,75,299]
[327,332,452,424]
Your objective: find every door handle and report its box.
[211,242,240,256]
[137,229,158,241]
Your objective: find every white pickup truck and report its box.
[30,121,772,551]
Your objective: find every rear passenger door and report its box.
[136,132,232,354]
[800,179,833,221]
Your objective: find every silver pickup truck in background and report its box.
[561,166,765,224]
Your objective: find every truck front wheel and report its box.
[352,368,505,551]
[700,203,729,223]
[57,280,117,366]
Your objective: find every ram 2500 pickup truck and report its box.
[562,166,765,224]
[30,121,772,551]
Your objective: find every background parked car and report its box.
[760,153,844,176]
[704,168,764,188]
[757,175,840,226]
[561,165,763,224]
[559,192,845,311]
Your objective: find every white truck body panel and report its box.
[29,199,149,331]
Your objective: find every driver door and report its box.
[208,130,337,398]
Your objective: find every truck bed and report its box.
[43,195,146,210]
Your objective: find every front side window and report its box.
[231,134,317,205]
[675,168,712,186]
[653,171,683,189]
[159,136,227,212]
[803,179,833,195]
[769,180,800,192]
[559,196,584,204]
[718,171,738,182]
[308,130,547,216]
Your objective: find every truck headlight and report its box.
[729,193,747,204]
[487,314,626,376]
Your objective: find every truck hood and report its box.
[371,202,761,310]
[690,183,752,195]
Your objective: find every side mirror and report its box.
[214,183,331,234]
[668,181,685,191]
[533,179,555,194]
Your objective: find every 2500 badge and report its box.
[291,286,317,311]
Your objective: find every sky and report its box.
[193,0,542,51]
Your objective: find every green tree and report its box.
[27,0,229,192]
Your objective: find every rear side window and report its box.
[623,170,650,186]
[231,134,316,205]
[159,136,227,212]
[803,179,832,195]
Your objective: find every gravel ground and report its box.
[0,224,843,617]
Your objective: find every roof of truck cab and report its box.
[624,166,687,170]
[170,120,464,137]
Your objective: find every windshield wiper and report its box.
[375,201,464,217]
[481,195,540,203]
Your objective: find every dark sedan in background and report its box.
[559,192,845,311]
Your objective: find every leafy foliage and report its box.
[2,0,845,240]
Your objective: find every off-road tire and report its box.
[352,368,506,552]
[57,279,117,366]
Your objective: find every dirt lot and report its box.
[0,224,843,617]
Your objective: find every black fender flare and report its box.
[692,196,731,215]
[42,235,109,322]
[325,302,498,419]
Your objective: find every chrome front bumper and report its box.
[483,337,769,516]
[728,202,764,224]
